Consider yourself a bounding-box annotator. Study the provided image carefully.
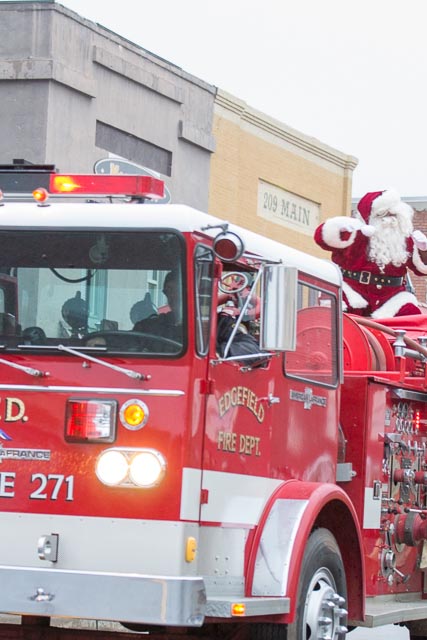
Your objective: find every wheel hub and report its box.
[303,568,348,640]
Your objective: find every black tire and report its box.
[406,619,427,639]
[251,528,347,640]
[288,528,347,640]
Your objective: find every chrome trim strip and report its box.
[206,596,289,618]
[0,384,184,396]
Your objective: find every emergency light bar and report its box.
[49,174,165,198]
[0,167,165,199]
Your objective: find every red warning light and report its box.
[65,399,117,442]
[32,188,49,203]
[49,174,165,199]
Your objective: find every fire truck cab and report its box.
[0,167,427,640]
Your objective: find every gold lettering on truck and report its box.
[4,398,26,422]
[217,386,264,423]
[217,431,261,456]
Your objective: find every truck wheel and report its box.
[250,528,347,640]
[288,527,348,640]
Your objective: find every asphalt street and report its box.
[350,624,409,640]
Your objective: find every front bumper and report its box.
[0,566,206,627]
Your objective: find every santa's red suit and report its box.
[314,189,427,318]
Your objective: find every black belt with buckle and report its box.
[341,269,404,286]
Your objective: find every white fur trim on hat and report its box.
[370,189,413,221]
[371,291,419,319]
[321,216,357,249]
[412,245,427,274]
[342,281,369,309]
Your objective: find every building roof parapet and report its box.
[0,1,216,96]
[215,89,358,172]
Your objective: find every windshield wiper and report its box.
[0,356,47,378]
[57,344,150,381]
[17,344,107,352]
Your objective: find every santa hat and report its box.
[356,189,413,222]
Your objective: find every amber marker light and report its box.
[32,187,49,203]
[120,399,149,430]
[185,537,197,563]
[231,603,246,616]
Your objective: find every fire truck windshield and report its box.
[0,229,186,356]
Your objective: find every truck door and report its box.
[202,268,278,523]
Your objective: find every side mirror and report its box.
[260,265,297,351]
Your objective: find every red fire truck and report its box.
[1,165,427,640]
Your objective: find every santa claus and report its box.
[314,189,427,318]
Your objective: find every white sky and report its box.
[60,0,427,199]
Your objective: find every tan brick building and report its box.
[209,90,358,258]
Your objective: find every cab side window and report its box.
[194,245,214,356]
[284,283,339,387]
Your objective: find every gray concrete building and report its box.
[0,0,216,209]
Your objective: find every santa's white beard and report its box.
[368,215,412,270]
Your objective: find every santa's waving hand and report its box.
[314,189,427,318]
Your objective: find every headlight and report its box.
[96,448,166,488]
[96,450,128,485]
[129,450,166,487]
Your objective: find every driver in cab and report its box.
[133,270,182,343]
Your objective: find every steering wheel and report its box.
[83,330,182,351]
[218,272,249,294]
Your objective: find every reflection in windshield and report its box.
[0,230,186,356]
